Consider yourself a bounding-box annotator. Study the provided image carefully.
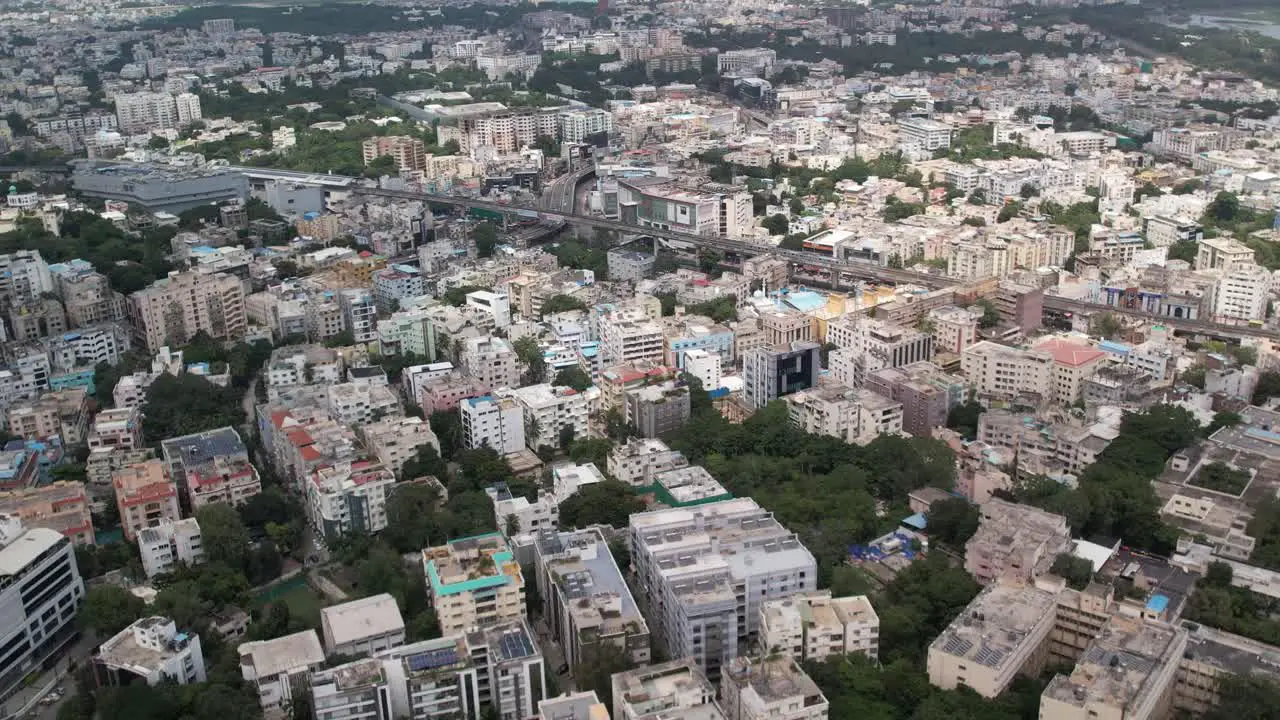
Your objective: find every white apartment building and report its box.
[321,594,406,658]
[599,307,664,367]
[138,518,203,579]
[339,289,378,343]
[607,438,689,487]
[612,659,727,720]
[114,91,201,134]
[0,251,52,309]
[311,622,545,720]
[533,527,651,670]
[126,271,246,353]
[305,462,396,539]
[423,533,526,635]
[460,395,526,455]
[1211,263,1270,322]
[927,583,1058,699]
[629,498,817,681]
[503,384,590,451]
[327,382,401,426]
[961,341,1053,403]
[465,290,511,328]
[559,108,614,143]
[898,118,953,152]
[720,656,828,720]
[96,616,206,687]
[360,416,439,478]
[1195,236,1255,272]
[238,630,326,717]
[476,53,542,81]
[759,591,879,662]
[460,336,522,391]
[266,345,344,398]
[487,483,557,536]
[683,348,722,391]
[0,520,84,699]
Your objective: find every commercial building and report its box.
[0,520,85,699]
[71,162,247,214]
[994,282,1044,332]
[964,499,1072,586]
[321,593,407,658]
[629,498,817,681]
[758,591,879,662]
[113,459,181,542]
[460,395,526,455]
[533,527,651,670]
[625,381,691,438]
[95,616,206,687]
[743,341,820,410]
[423,533,526,635]
[160,426,261,512]
[612,659,727,720]
[720,656,828,720]
[238,630,327,717]
[127,270,246,353]
[927,583,1058,698]
[138,518,204,578]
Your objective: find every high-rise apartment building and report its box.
[759,590,879,662]
[460,395,526,455]
[362,136,427,172]
[629,498,817,681]
[127,271,246,353]
[114,91,201,134]
[422,533,526,635]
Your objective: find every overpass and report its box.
[1041,296,1280,342]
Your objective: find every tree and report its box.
[926,498,979,548]
[148,135,170,150]
[553,366,592,392]
[400,443,448,481]
[789,196,805,215]
[1090,312,1123,339]
[557,481,645,529]
[573,643,635,707]
[540,294,588,316]
[697,248,723,275]
[513,335,547,384]
[1050,553,1095,590]
[1168,239,1198,264]
[141,373,242,440]
[974,299,1000,328]
[472,221,500,257]
[79,585,145,635]
[1204,675,1280,720]
[1205,560,1234,588]
[961,217,986,227]
[761,213,790,235]
[568,437,612,467]
[197,503,252,570]
[1208,191,1240,223]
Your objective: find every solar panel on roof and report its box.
[406,647,459,672]
[499,631,534,659]
[974,646,1005,667]
[941,636,973,657]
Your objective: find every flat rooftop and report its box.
[723,655,825,704]
[1043,618,1184,711]
[930,584,1057,670]
[238,629,325,679]
[320,593,405,647]
[424,532,522,596]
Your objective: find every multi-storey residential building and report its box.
[625,381,691,438]
[533,528,650,670]
[362,136,427,172]
[8,298,66,342]
[784,385,903,445]
[1144,215,1204,249]
[1194,236,1254,272]
[0,481,93,545]
[1040,617,1187,720]
[487,482,557,537]
[961,341,1053,404]
[683,348,722,391]
[113,459,181,543]
[327,382,401,426]
[598,306,665,367]
[321,593,406,657]
[6,388,89,444]
[378,306,438,359]
[864,362,965,438]
[266,345,344,397]
[898,117,953,152]
[0,251,52,310]
[360,416,439,478]
[559,108,614,143]
[830,319,934,388]
[138,518,204,578]
[0,519,84,699]
[238,630,327,717]
[607,438,689,487]
[114,91,201,134]
[465,290,511,329]
[87,409,143,459]
[310,621,545,720]
[423,533,526,635]
[1032,338,1108,405]
[372,265,427,312]
[965,499,1072,585]
[460,336,522,391]
[759,590,879,662]
[743,341,820,409]
[927,583,1058,698]
[127,271,246,353]
[928,306,981,354]
[504,384,590,450]
[994,281,1045,331]
[160,427,262,512]
[612,659,727,720]
[95,616,206,686]
[629,498,817,681]
[1211,263,1270,322]
[339,289,378,343]
[306,460,396,539]
[460,395,526,455]
[720,656,829,720]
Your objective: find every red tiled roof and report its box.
[1037,339,1106,368]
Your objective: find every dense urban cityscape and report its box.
[2,0,1280,719]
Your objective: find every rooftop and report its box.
[238,629,325,679]
[1043,617,1185,712]
[723,655,826,705]
[930,583,1058,669]
[320,593,405,647]
[424,532,522,596]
